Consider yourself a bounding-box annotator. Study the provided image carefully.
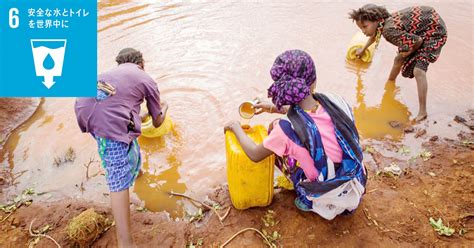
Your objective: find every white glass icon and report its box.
[30,39,67,89]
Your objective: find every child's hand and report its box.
[394,52,405,61]
[399,52,409,58]
[254,100,275,115]
[159,101,169,117]
[160,101,168,111]
[140,112,149,122]
[355,48,365,58]
[224,120,240,133]
[399,51,410,58]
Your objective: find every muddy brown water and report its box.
[1,0,472,218]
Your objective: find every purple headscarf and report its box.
[267,50,317,110]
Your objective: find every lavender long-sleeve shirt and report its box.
[75,63,162,144]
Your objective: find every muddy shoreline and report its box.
[0,98,41,150]
[0,103,473,247]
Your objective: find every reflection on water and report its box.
[134,127,188,218]
[350,64,411,140]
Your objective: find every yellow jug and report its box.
[141,114,173,138]
[346,31,376,63]
[225,125,275,209]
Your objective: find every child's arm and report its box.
[152,102,168,128]
[143,78,168,128]
[356,35,376,57]
[254,100,288,115]
[224,121,274,162]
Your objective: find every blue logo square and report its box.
[0,0,97,97]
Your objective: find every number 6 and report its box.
[9,8,19,29]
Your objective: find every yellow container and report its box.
[141,115,173,138]
[238,99,259,119]
[346,31,376,63]
[225,125,275,209]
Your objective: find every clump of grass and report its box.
[187,237,204,248]
[397,146,411,156]
[1,188,35,214]
[419,150,432,161]
[53,147,76,166]
[261,210,281,246]
[65,208,113,247]
[186,208,205,223]
[429,217,455,236]
[461,140,474,147]
[364,145,375,154]
[375,162,402,178]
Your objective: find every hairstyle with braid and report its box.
[348,4,390,22]
[115,48,144,65]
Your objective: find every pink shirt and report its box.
[263,106,342,181]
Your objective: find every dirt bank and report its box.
[0,128,472,247]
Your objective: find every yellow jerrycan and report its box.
[225,125,275,209]
[141,114,173,138]
[140,101,173,138]
[346,31,377,63]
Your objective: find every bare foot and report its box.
[414,113,427,123]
